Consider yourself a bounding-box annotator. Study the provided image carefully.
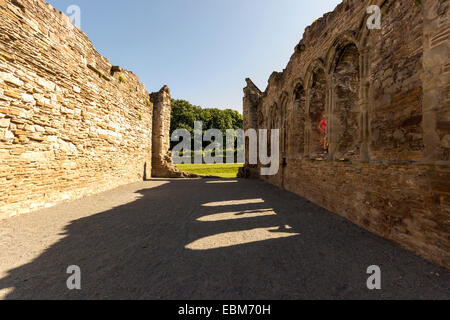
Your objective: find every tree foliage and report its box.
[170,99,243,135]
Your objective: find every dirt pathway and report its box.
[0,179,448,299]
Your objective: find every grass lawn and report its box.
[176,163,243,178]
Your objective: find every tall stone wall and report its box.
[150,85,193,178]
[0,0,154,218]
[242,0,450,269]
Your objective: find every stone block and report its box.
[0,72,24,87]
[0,118,10,128]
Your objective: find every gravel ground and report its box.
[0,178,448,300]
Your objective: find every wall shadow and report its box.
[0,179,448,300]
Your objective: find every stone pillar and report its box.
[421,0,449,161]
[280,94,288,188]
[360,48,371,162]
[238,78,262,179]
[326,85,333,159]
[304,86,312,158]
[150,86,196,178]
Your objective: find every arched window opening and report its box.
[308,69,327,157]
[332,44,361,160]
[268,103,279,157]
[293,83,306,157]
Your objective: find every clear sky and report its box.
[47,0,341,113]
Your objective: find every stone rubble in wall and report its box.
[0,0,157,218]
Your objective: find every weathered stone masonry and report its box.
[0,0,178,219]
[241,0,450,268]
[150,85,196,178]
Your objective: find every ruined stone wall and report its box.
[0,0,154,218]
[150,86,193,178]
[242,0,450,268]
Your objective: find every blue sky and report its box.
[47,0,341,113]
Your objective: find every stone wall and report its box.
[0,0,154,218]
[241,0,450,269]
[150,85,194,178]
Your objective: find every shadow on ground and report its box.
[0,178,449,299]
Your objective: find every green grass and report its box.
[176,163,243,178]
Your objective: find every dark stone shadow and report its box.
[0,179,448,300]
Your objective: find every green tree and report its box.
[170,99,242,134]
[170,99,243,152]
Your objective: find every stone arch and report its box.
[326,30,360,74]
[356,2,388,161]
[305,60,328,157]
[327,33,362,161]
[257,109,264,128]
[291,79,306,158]
[279,92,289,159]
[270,102,280,129]
[267,102,279,157]
[358,27,375,162]
[279,91,289,127]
